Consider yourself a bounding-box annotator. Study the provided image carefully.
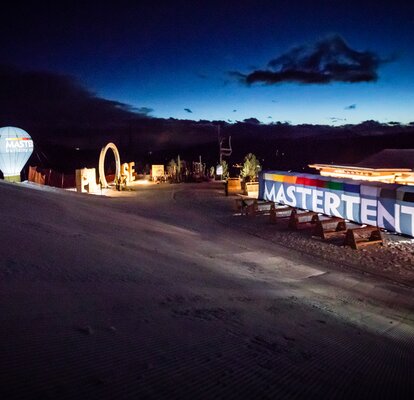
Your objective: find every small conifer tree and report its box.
[167,159,177,181]
[220,160,229,180]
[240,153,261,182]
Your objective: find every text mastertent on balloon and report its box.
[5,137,34,152]
[259,171,414,237]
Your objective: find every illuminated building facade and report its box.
[309,149,414,185]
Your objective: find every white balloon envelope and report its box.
[0,126,34,182]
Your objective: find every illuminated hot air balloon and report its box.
[0,126,34,182]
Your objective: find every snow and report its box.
[0,180,413,399]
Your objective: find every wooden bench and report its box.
[312,217,347,240]
[245,200,275,217]
[225,178,242,196]
[270,205,294,223]
[344,226,384,249]
[234,195,257,215]
[288,210,318,230]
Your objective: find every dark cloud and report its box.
[0,65,149,127]
[136,107,154,115]
[243,117,261,124]
[234,35,392,85]
[344,104,356,110]
[184,108,193,113]
[328,117,347,123]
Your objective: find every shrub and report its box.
[241,153,261,182]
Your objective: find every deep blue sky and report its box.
[2,1,414,125]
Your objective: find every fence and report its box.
[28,166,76,189]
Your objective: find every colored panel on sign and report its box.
[344,183,360,193]
[361,184,380,197]
[379,188,396,200]
[403,192,414,203]
[265,173,284,182]
[283,175,297,184]
[327,181,343,191]
[315,179,327,188]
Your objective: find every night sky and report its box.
[2,1,414,125]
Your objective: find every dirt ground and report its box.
[225,195,414,289]
[0,180,413,399]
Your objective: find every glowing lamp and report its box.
[0,127,34,182]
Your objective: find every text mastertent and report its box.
[259,171,414,237]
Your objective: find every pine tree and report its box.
[241,153,261,182]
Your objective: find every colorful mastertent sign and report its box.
[0,127,34,182]
[259,170,414,237]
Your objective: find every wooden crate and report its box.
[345,226,384,249]
[234,195,256,215]
[245,200,275,217]
[270,205,293,223]
[288,210,318,230]
[312,217,347,240]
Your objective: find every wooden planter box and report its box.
[244,182,259,198]
[225,178,242,196]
